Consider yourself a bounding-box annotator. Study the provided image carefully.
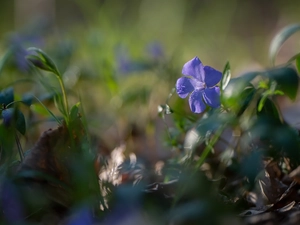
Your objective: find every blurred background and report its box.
[0,0,300,163]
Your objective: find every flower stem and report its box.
[195,125,226,169]
[57,73,70,124]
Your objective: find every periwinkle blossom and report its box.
[2,108,14,127]
[115,45,147,75]
[66,205,93,225]
[116,46,134,74]
[1,179,24,223]
[146,41,164,59]
[176,57,222,113]
[9,33,44,72]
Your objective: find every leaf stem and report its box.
[15,132,24,161]
[33,95,62,125]
[57,73,70,124]
[195,125,226,169]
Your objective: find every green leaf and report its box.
[0,87,14,107]
[258,80,269,89]
[257,93,268,112]
[70,102,80,121]
[274,90,284,95]
[269,24,300,66]
[257,98,281,122]
[30,104,50,117]
[258,82,285,112]
[31,95,62,125]
[249,115,300,165]
[274,125,300,165]
[2,108,26,135]
[15,109,26,135]
[0,124,15,158]
[296,56,300,73]
[26,47,60,75]
[221,61,231,91]
[222,72,259,113]
[265,67,299,101]
[54,94,66,116]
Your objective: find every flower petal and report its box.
[182,57,205,81]
[204,66,222,87]
[176,77,195,98]
[203,87,221,108]
[189,90,206,113]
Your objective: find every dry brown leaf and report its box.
[257,170,287,204]
[276,201,295,213]
[289,166,300,184]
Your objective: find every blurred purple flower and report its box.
[66,205,93,225]
[115,45,149,75]
[1,179,24,223]
[2,108,14,127]
[104,184,142,225]
[116,46,134,74]
[9,33,44,72]
[176,57,222,113]
[146,41,164,59]
[14,47,30,72]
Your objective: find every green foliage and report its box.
[0,17,300,225]
[70,102,81,122]
[257,97,281,121]
[296,55,300,73]
[2,108,26,135]
[26,47,60,75]
[265,67,298,101]
[0,87,26,135]
[0,87,14,107]
[27,47,71,125]
[32,95,62,125]
[54,93,67,116]
[166,24,300,223]
[220,61,231,92]
[269,24,300,65]
[222,73,257,113]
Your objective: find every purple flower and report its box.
[176,57,222,113]
[115,45,147,75]
[146,41,164,59]
[9,33,44,72]
[2,108,14,127]
[1,179,24,223]
[66,205,93,225]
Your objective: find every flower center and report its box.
[194,80,206,90]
